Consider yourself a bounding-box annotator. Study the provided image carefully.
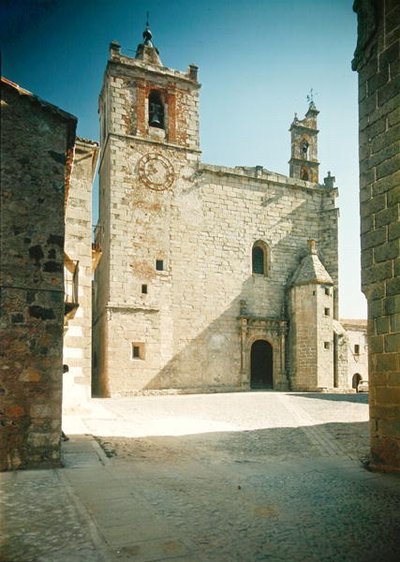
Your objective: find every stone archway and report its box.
[352,373,362,390]
[250,340,273,389]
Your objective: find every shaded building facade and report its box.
[0,78,76,470]
[353,0,400,471]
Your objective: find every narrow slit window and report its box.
[252,246,264,274]
[132,343,145,360]
[325,288,330,296]
[141,284,148,294]
[354,344,360,355]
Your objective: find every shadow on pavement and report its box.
[292,392,369,404]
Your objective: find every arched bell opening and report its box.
[148,90,165,129]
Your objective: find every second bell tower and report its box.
[289,98,320,183]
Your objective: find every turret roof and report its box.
[291,241,333,286]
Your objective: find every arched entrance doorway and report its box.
[352,373,362,390]
[250,340,273,389]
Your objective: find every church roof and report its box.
[291,241,333,286]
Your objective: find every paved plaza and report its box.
[1,391,400,561]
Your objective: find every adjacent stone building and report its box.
[353,0,400,471]
[92,27,354,397]
[63,138,99,413]
[0,77,76,470]
[335,319,368,390]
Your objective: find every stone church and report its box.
[92,25,362,397]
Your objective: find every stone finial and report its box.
[109,41,121,59]
[308,239,317,255]
[143,16,154,47]
[188,64,199,81]
[324,171,336,188]
[135,17,162,65]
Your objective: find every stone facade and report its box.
[93,30,349,397]
[353,0,400,471]
[0,77,76,470]
[340,320,368,389]
[63,138,99,413]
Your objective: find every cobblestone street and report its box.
[2,392,400,561]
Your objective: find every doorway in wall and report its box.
[352,373,362,390]
[250,340,273,389]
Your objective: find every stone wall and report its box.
[340,320,368,388]
[63,138,99,412]
[94,147,338,395]
[353,0,400,471]
[93,37,341,397]
[0,78,76,470]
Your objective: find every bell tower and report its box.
[93,24,201,396]
[99,23,200,151]
[289,97,320,183]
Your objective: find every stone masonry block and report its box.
[376,316,390,335]
[385,333,400,352]
[386,275,400,296]
[384,294,400,315]
[374,239,399,262]
[374,353,399,374]
[376,155,400,180]
[375,206,398,229]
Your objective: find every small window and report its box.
[141,284,148,294]
[252,247,264,274]
[252,241,269,276]
[354,344,360,355]
[324,308,330,316]
[324,342,330,350]
[132,342,145,360]
[325,288,330,296]
[156,259,164,271]
[301,139,310,159]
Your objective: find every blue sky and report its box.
[1,0,366,318]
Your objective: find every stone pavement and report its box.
[1,391,400,561]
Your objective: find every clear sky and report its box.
[1,0,367,319]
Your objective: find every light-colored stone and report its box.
[92,31,366,397]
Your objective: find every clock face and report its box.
[137,153,175,191]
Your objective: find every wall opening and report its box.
[250,340,273,389]
[148,90,164,129]
[252,240,269,276]
[352,373,362,389]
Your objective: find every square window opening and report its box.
[132,342,145,360]
[141,284,148,294]
[156,259,164,271]
[324,307,330,316]
[324,342,330,350]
